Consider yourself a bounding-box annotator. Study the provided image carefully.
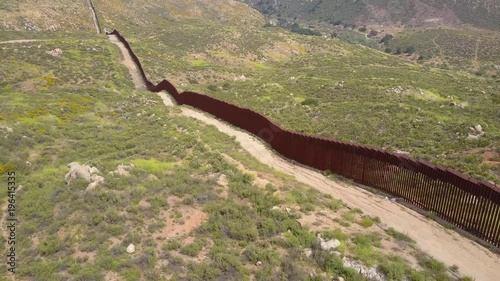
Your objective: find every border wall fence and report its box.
[108,30,500,249]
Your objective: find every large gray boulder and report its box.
[317,234,341,251]
[65,162,92,183]
[64,162,104,191]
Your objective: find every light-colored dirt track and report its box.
[111,35,500,281]
[108,35,146,90]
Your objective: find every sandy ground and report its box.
[109,35,500,281]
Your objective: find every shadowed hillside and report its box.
[238,0,500,30]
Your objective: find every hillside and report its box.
[0,29,484,281]
[1,0,500,280]
[238,0,500,30]
[0,0,264,33]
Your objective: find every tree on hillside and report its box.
[405,46,416,55]
[368,30,378,37]
[380,34,393,45]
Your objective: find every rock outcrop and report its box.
[317,233,341,251]
[64,162,104,191]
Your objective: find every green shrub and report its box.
[378,260,407,280]
[74,265,104,281]
[181,242,203,257]
[187,262,222,280]
[242,245,280,265]
[121,269,141,281]
[325,199,343,211]
[387,227,415,244]
[38,235,61,256]
[322,228,348,241]
[417,254,447,274]
[358,217,374,228]
[301,98,320,106]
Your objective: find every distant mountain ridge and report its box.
[238,0,500,30]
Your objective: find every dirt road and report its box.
[108,35,146,90]
[111,36,500,281]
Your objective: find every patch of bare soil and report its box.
[104,271,121,281]
[153,196,208,239]
[481,151,500,167]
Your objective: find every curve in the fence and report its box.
[107,30,500,249]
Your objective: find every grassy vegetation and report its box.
[387,28,500,74]
[0,1,490,280]
[124,17,499,184]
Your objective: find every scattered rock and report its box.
[386,86,403,94]
[474,124,483,133]
[46,48,63,57]
[331,251,341,256]
[216,174,228,186]
[86,175,105,191]
[342,257,385,281]
[64,162,104,191]
[334,277,345,281]
[256,261,262,266]
[0,126,13,133]
[126,244,135,254]
[394,149,410,156]
[467,124,485,140]
[317,234,341,251]
[303,248,313,258]
[234,75,246,81]
[65,162,92,183]
[88,167,100,174]
[147,174,159,181]
[109,164,133,177]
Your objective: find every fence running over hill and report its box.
[108,30,500,249]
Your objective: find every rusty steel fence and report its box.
[108,30,500,248]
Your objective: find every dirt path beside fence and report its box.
[111,36,500,281]
[108,34,146,90]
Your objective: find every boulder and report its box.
[86,175,105,191]
[0,126,13,133]
[46,48,63,57]
[65,162,104,191]
[474,124,483,133]
[109,164,133,177]
[217,174,228,186]
[317,234,341,251]
[65,162,91,183]
[126,244,135,254]
[303,248,313,258]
